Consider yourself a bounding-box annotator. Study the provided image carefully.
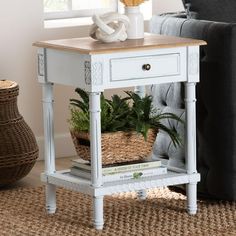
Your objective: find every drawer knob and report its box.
[142,64,151,71]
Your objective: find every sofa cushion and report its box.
[150,83,185,169]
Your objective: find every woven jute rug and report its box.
[0,186,235,236]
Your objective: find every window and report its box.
[44,0,118,20]
[117,1,153,20]
[44,0,152,28]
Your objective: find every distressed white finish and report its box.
[187,46,200,82]
[37,48,47,83]
[41,170,200,197]
[134,86,147,200]
[107,48,185,90]
[39,47,187,92]
[187,183,197,214]
[46,49,90,89]
[184,46,199,214]
[89,92,104,227]
[41,170,93,195]
[41,56,57,214]
[111,53,180,81]
[84,61,92,85]
[36,41,200,230]
[137,189,147,200]
[185,83,197,175]
[93,196,104,230]
[45,184,56,214]
[185,82,198,214]
[84,61,103,85]
[89,92,103,188]
[134,86,146,98]
[91,63,103,85]
[42,83,56,174]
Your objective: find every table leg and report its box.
[45,184,56,214]
[42,82,56,214]
[185,82,197,215]
[89,92,104,229]
[137,190,147,200]
[134,85,146,98]
[93,196,104,230]
[134,86,148,200]
[186,183,197,214]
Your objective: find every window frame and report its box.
[44,0,118,20]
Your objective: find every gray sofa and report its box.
[150,1,236,200]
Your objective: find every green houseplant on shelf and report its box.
[69,88,183,165]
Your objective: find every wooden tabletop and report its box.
[33,33,206,55]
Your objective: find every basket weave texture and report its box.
[0,80,39,186]
[71,129,157,165]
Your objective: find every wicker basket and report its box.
[70,129,157,165]
[0,80,39,186]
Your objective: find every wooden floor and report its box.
[12,156,74,188]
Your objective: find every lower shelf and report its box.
[41,170,200,197]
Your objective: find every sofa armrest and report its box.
[150,16,236,200]
[189,0,236,23]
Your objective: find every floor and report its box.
[11,156,74,188]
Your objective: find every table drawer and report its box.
[110,53,180,81]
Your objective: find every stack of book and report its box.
[70,158,167,182]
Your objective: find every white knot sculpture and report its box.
[90,12,130,43]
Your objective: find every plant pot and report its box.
[70,129,157,165]
[0,80,39,186]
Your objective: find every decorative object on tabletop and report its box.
[0,80,38,186]
[90,12,130,43]
[69,88,182,165]
[121,0,148,39]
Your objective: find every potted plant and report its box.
[69,88,182,165]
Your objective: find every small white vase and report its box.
[125,6,144,39]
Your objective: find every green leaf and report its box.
[157,123,182,148]
[70,99,88,113]
[75,88,89,104]
[69,107,89,132]
[69,88,183,148]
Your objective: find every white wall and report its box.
[0,0,182,159]
[0,0,90,159]
[153,0,185,15]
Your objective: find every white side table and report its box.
[34,34,206,230]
